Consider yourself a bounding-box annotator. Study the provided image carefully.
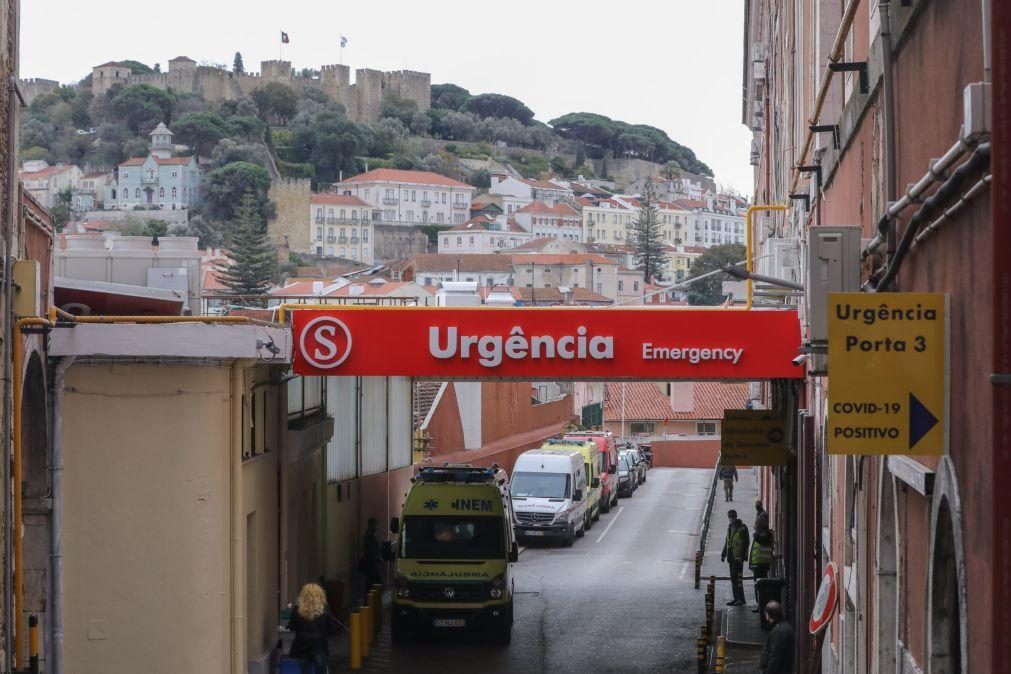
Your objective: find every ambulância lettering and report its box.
[429,326,615,368]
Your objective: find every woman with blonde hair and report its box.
[287,583,335,674]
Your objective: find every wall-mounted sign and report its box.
[720,410,789,465]
[827,293,948,455]
[292,307,803,380]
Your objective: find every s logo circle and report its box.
[300,316,352,370]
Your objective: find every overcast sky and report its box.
[21,0,753,193]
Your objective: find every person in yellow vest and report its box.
[721,509,750,606]
[750,514,775,612]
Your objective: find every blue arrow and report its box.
[909,393,939,449]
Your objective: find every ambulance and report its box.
[390,465,518,645]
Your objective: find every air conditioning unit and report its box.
[805,226,862,373]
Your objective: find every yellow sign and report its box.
[827,293,947,455]
[720,410,789,465]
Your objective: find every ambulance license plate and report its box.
[525,530,545,536]
[433,618,466,628]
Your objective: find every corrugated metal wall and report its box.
[360,378,389,476]
[326,376,359,483]
[324,376,414,482]
[387,377,412,469]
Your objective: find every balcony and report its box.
[350,236,360,244]
[326,235,336,243]
[452,202,468,210]
[315,217,324,224]
[338,236,348,244]
[421,199,432,207]
[382,197,399,205]
[326,217,336,225]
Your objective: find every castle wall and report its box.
[267,178,312,255]
[18,78,59,106]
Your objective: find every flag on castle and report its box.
[281,31,290,44]
[340,35,348,48]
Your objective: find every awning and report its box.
[54,277,187,316]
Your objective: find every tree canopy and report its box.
[685,243,747,305]
[548,112,712,176]
[251,82,298,125]
[463,93,535,125]
[202,162,274,223]
[431,83,471,111]
[172,111,229,160]
[217,189,277,297]
[109,84,176,133]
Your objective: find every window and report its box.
[407,211,414,222]
[134,188,140,198]
[351,227,357,238]
[411,190,417,201]
[630,422,654,435]
[618,280,624,291]
[159,187,165,198]
[171,170,178,177]
[442,193,447,204]
[362,227,368,242]
[634,281,640,291]
[457,236,462,245]
[443,237,449,246]
[316,227,322,239]
[171,187,177,198]
[469,236,475,244]
[122,171,129,179]
[340,209,346,221]
[697,422,717,436]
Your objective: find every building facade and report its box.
[308,193,373,263]
[489,174,573,211]
[104,125,200,212]
[514,202,583,241]
[437,216,531,254]
[743,1,1005,672]
[18,162,82,209]
[333,168,474,226]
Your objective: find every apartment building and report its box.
[308,194,374,263]
[488,173,573,211]
[437,216,532,254]
[513,201,583,241]
[18,161,83,209]
[334,168,475,225]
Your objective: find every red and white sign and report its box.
[809,562,839,635]
[293,307,803,380]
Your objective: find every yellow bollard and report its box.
[365,602,378,654]
[697,636,707,674]
[715,635,726,672]
[349,612,362,671]
[28,614,39,674]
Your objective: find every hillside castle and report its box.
[22,56,431,123]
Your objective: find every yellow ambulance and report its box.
[390,465,518,645]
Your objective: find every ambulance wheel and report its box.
[601,495,611,514]
[593,504,601,522]
[576,518,586,538]
[563,523,575,546]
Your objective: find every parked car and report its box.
[620,449,645,486]
[617,453,637,497]
[637,443,654,468]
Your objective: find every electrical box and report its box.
[13,260,40,318]
[805,226,862,370]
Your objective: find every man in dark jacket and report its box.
[759,601,794,673]
[721,509,750,606]
[719,464,739,501]
[361,518,382,602]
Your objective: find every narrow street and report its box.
[339,467,713,673]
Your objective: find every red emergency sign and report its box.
[291,307,804,380]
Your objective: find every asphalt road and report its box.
[350,467,713,673]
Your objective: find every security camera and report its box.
[792,354,808,366]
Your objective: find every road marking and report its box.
[679,562,690,580]
[667,530,698,535]
[595,506,624,543]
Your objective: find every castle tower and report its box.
[260,60,293,83]
[150,122,174,159]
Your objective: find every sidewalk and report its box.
[700,467,769,666]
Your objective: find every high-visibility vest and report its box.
[750,530,774,566]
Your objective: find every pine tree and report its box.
[630,178,666,282]
[218,188,276,297]
[233,52,245,75]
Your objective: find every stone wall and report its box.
[89,58,430,123]
[266,178,311,255]
[18,78,59,106]
[373,224,430,261]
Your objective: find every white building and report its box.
[674,195,747,247]
[309,193,374,263]
[334,168,475,226]
[18,162,83,209]
[513,202,583,241]
[437,216,532,254]
[489,174,573,211]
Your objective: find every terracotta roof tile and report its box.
[405,253,513,273]
[337,168,472,189]
[310,193,372,207]
[511,253,616,266]
[603,382,751,421]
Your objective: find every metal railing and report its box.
[694,460,721,589]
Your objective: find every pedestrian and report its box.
[359,517,382,602]
[287,582,336,674]
[721,509,750,606]
[755,499,767,527]
[719,464,738,501]
[749,514,774,612]
[759,601,794,673]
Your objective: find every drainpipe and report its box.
[50,356,74,674]
[230,362,246,674]
[879,1,899,267]
[4,72,23,668]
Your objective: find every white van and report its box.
[510,448,588,546]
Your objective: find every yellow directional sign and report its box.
[720,410,789,465]
[827,293,947,455]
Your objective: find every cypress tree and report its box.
[218,188,276,297]
[631,178,666,282]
